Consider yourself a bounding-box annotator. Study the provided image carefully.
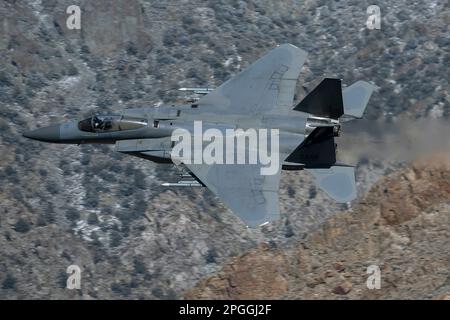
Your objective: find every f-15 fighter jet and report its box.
[24,44,375,227]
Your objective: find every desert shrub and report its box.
[284,220,294,238]
[46,181,59,194]
[151,287,164,299]
[205,248,217,264]
[66,64,79,76]
[308,186,317,199]
[133,256,147,275]
[2,274,16,289]
[110,230,122,247]
[84,191,99,208]
[111,282,131,297]
[162,30,177,47]
[4,166,19,184]
[87,212,99,225]
[36,209,55,226]
[133,199,147,217]
[134,169,146,190]
[0,71,13,87]
[126,41,138,56]
[14,218,30,233]
[65,207,80,222]
[287,186,295,198]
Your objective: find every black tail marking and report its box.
[286,127,336,168]
[294,78,344,119]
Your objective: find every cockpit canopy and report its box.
[78,115,148,133]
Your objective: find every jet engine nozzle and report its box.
[305,116,339,136]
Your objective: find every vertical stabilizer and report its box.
[294,78,344,119]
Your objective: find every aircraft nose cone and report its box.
[23,125,61,142]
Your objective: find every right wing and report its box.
[171,128,282,227]
[185,163,281,228]
[197,44,307,116]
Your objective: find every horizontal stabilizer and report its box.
[342,81,377,118]
[294,78,344,119]
[306,165,356,203]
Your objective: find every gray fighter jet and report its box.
[24,44,375,227]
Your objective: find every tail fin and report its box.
[294,78,344,119]
[306,165,356,203]
[286,127,336,168]
[342,81,377,118]
[295,78,376,119]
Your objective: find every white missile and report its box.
[161,180,203,187]
[178,87,215,95]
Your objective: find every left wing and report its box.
[185,163,281,227]
[197,44,307,116]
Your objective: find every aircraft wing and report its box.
[185,163,281,227]
[197,44,307,116]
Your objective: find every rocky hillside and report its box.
[0,0,449,299]
[187,153,450,299]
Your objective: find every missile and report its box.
[161,181,203,187]
[178,87,215,95]
[161,179,203,187]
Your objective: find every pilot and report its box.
[92,116,103,130]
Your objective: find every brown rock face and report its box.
[377,153,450,225]
[186,153,450,299]
[332,282,352,295]
[185,243,289,299]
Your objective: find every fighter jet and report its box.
[23,44,375,227]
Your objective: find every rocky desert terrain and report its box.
[0,0,448,299]
[187,153,450,299]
